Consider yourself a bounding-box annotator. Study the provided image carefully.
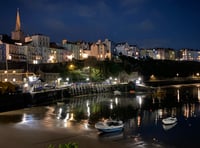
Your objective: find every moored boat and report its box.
[128,80,153,94]
[95,119,124,133]
[162,122,177,131]
[162,117,177,125]
[114,90,121,95]
[57,101,65,106]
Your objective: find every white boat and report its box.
[162,123,177,131]
[95,119,124,133]
[57,101,65,106]
[162,117,177,125]
[114,90,121,95]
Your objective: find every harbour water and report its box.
[0,83,200,147]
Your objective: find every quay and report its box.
[0,83,130,113]
[1,77,200,113]
[145,77,200,87]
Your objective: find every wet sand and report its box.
[0,125,125,148]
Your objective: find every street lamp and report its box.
[86,77,89,82]
[109,77,112,84]
[57,78,62,87]
[150,74,155,80]
[69,64,75,70]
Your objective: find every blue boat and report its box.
[95,119,124,133]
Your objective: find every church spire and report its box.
[15,8,21,31]
[11,8,24,42]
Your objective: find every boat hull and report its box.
[96,127,124,133]
[162,117,177,125]
[95,120,124,133]
[114,90,121,96]
[162,123,177,130]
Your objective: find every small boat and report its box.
[95,119,124,133]
[162,123,177,131]
[162,117,177,125]
[114,90,121,96]
[57,101,65,106]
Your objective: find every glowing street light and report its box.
[109,76,112,84]
[69,64,75,70]
[86,77,89,81]
[150,74,155,80]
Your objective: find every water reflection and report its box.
[198,87,200,101]
[1,84,200,125]
[0,114,22,124]
[98,130,123,139]
[182,103,196,118]
[162,122,177,131]
[177,89,180,102]
[1,84,200,147]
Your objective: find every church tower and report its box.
[11,8,24,43]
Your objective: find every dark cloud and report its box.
[135,19,155,32]
[139,38,172,48]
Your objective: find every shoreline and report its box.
[1,79,200,113]
[145,78,200,87]
[0,123,126,148]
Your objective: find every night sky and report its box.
[0,0,200,49]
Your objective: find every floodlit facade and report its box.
[179,49,200,61]
[30,34,50,47]
[0,69,24,82]
[114,42,139,59]
[77,41,90,60]
[62,40,79,60]
[140,48,176,60]
[90,39,111,61]
[25,45,42,64]
[6,43,26,62]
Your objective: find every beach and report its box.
[0,124,125,148]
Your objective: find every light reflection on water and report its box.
[0,84,200,147]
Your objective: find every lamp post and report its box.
[57,78,62,87]
[109,76,112,84]
[86,77,89,83]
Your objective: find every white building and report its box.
[114,42,139,59]
[179,48,200,61]
[30,34,50,47]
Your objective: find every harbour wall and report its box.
[1,79,200,113]
[0,83,129,113]
[145,78,200,87]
